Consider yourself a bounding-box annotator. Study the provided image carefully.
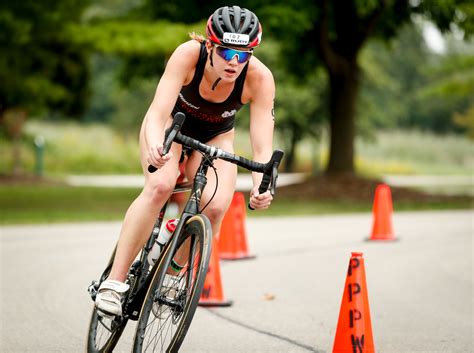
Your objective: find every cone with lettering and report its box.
[333,252,375,353]
[369,184,396,241]
[218,192,256,260]
[198,236,233,307]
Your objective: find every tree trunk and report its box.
[326,61,360,175]
[3,109,27,176]
[284,127,299,173]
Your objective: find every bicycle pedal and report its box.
[88,280,99,300]
[97,312,114,320]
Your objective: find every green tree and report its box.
[358,21,474,136]
[141,0,222,22]
[453,104,474,139]
[415,52,474,133]
[242,39,327,172]
[357,22,428,135]
[276,77,326,172]
[0,0,91,119]
[68,19,205,134]
[0,0,91,174]
[251,0,474,174]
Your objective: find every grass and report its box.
[1,121,143,175]
[296,129,473,176]
[1,120,472,176]
[0,184,471,225]
[267,198,472,216]
[0,185,140,224]
[355,130,474,175]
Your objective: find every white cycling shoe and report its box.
[95,279,130,317]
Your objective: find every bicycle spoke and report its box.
[144,316,159,351]
[96,317,111,347]
[98,316,114,333]
[143,309,175,352]
[143,289,176,352]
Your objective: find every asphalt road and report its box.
[1,210,472,353]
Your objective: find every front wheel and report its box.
[132,215,212,353]
[86,248,128,353]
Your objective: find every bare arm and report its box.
[249,66,275,185]
[144,41,200,167]
[248,65,276,209]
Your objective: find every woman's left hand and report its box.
[249,186,273,210]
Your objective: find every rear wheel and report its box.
[132,215,212,353]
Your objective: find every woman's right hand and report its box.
[147,145,172,170]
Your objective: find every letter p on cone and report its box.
[333,252,375,353]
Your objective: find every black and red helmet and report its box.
[206,6,262,48]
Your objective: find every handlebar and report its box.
[148,113,284,209]
[147,112,186,173]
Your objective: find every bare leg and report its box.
[108,120,181,282]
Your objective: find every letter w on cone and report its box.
[333,252,375,353]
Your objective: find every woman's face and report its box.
[206,40,252,82]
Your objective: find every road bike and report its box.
[86,112,284,352]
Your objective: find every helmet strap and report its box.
[212,77,221,90]
[209,46,214,67]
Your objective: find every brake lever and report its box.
[270,164,279,196]
[248,149,284,210]
[148,113,186,173]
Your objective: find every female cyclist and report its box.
[95,5,276,316]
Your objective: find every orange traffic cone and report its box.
[333,252,375,353]
[369,184,396,241]
[218,192,256,260]
[198,236,233,307]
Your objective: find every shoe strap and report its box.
[99,279,130,293]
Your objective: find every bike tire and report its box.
[132,214,212,353]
